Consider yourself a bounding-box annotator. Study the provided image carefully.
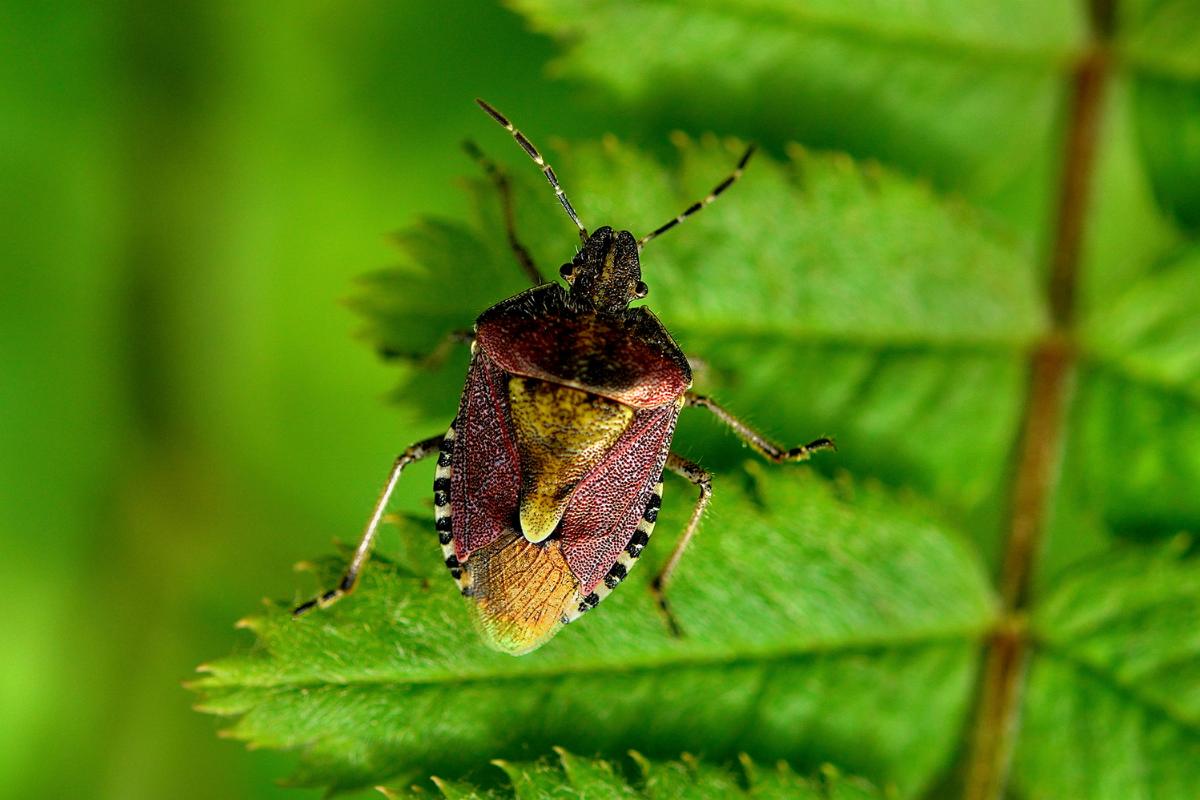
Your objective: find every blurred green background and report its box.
[2,2,625,797]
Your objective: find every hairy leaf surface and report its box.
[196,4,1200,794]
[1014,541,1200,798]
[509,0,1082,215]
[195,469,994,794]
[379,748,887,799]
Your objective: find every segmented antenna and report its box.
[475,98,588,243]
[637,145,756,249]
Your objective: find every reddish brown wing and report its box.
[450,351,521,560]
[559,400,681,594]
[476,285,691,409]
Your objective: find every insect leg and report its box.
[376,328,475,369]
[651,453,713,633]
[420,328,475,370]
[685,391,835,463]
[462,140,545,286]
[294,434,445,616]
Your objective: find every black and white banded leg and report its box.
[294,434,445,616]
[685,391,835,462]
[462,140,544,286]
[651,453,713,634]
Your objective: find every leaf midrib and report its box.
[201,619,992,692]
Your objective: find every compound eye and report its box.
[559,263,575,280]
[634,280,649,299]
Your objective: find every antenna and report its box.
[475,98,588,243]
[638,145,756,249]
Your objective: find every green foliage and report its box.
[379,749,888,799]
[1015,539,1200,798]
[359,141,1042,552]
[191,1,1200,798]
[1124,0,1200,231]
[510,0,1082,213]
[194,466,993,794]
[1121,0,1200,77]
[1132,77,1200,230]
[196,130,1200,798]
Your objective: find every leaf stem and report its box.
[961,2,1113,796]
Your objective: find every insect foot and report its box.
[650,575,684,638]
[786,437,838,462]
[292,573,357,617]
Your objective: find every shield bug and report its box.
[294,99,834,654]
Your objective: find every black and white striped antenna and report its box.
[475,98,588,244]
[637,145,756,250]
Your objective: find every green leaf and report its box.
[1076,75,1183,314]
[1039,245,1200,582]
[1131,74,1200,230]
[193,468,995,795]
[1013,540,1200,798]
[381,749,889,799]
[196,23,1200,792]
[1120,0,1200,231]
[509,0,1083,211]
[368,140,1045,347]
[1120,0,1200,79]
[353,221,532,363]
[1083,245,1200,405]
